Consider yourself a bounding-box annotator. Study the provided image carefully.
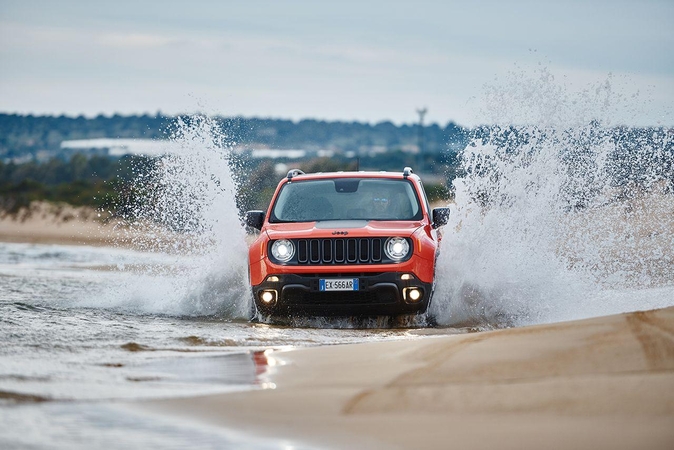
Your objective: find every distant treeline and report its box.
[1,113,672,219]
[0,154,149,213]
[0,114,170,159]
[0,113,467,161]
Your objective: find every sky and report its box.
[0,0,672,126]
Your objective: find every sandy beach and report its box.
[0,202,122,246]
[136,306,674,449]
[0,202,182,249]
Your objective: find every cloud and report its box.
[0,2,672,126]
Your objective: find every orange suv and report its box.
[245,167,449,318]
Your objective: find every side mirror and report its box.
[432,207,450,229]
[245,210,265,231]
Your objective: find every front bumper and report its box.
[252,272,432,317]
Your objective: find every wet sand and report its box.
[137,307,674,449]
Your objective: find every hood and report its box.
[264,220,424,239]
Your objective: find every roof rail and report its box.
[287,168,305,180]
[403,167,414,178]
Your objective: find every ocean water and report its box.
[0,241,430,449]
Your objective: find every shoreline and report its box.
[134,306,674,449]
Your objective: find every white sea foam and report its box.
[431,69,674,327]
[93,115,252,318]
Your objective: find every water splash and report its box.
[93,115,251,318]
[431,69,674,328]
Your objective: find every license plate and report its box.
[319,278,359,291]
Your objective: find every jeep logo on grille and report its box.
[332,231,349,235]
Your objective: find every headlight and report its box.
[271,239,295,262]
[384,237,410,261]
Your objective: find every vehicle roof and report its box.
[284,171,420,182]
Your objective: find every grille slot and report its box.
[298,240,308,263]
[309,239,320,263]
[335,239,345,263]
[359,239,369,262]
[322,240,332,263]
[372,239,382,262]
[346,239,357,263]
[294,238,387,265]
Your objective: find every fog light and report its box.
[403,287,422,303]
[401,274,413,280]
[267,276,279,282]
[259,290,277,304]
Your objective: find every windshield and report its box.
[270,178,423,222]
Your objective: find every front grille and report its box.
[297,238,384,265]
